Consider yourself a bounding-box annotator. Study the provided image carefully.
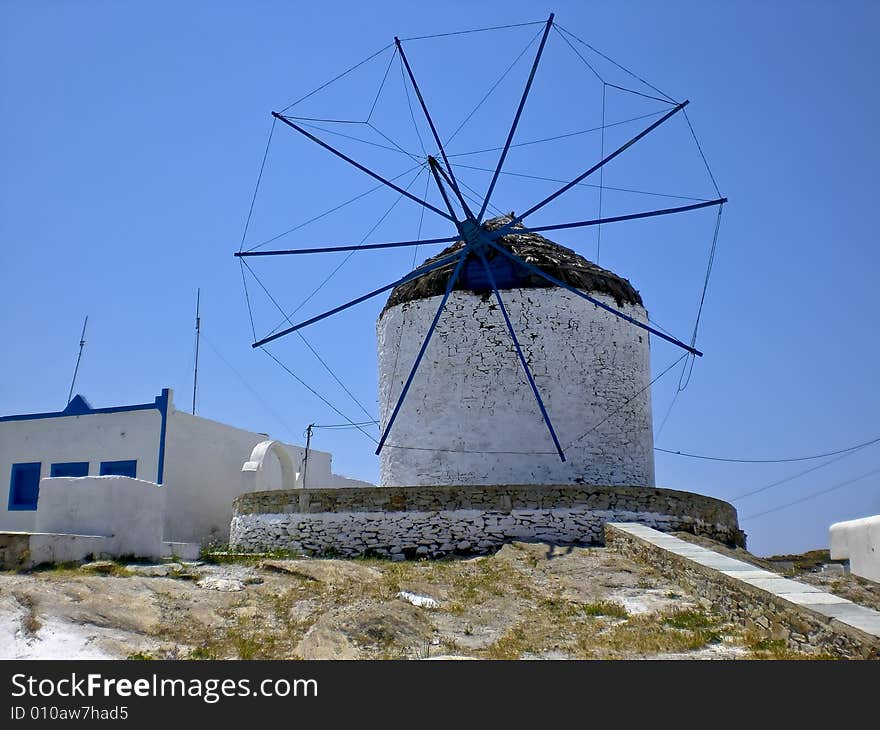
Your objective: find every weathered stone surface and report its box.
[230,484,743,559]
[606,523,880,660]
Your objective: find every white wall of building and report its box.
[35,476,164,558]
[161,408,334,545]
[830,515,880,583]
[0,408,162,533]
[1,388,374,550]
[377,288,654,487]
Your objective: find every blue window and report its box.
[99,460,137,478]
[50,462,89,478]
[8,462,41,510]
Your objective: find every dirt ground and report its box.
[4,539,866,661]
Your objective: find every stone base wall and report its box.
[606,523,880,660]
[230,484,744,558]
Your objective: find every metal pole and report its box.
[394,37,470,210]
[66,315,88,404]
[272,112,454,221]
[192,288,201,415]
[487,240,703,357]
[376,251,468,455]
[478,12,554,222]
[476,250,565,461]
[510,100,690,227]
[234,233,458,258]
[302,423,314,488]
[251,248,463,348]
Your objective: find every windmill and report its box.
[234,13,725,478]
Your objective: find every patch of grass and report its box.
[189,645,216,660]
[482,622,531,659]
[30,561,82,574]
[15,594,42,636]
[166,565,200,581]
[740,632,833,660]
[200,545,305,565]
[663,609,716,630]
[127,651,154,660]
[583,600,628,618]
[579,614,721,657]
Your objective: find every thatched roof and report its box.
[382,215,643,314]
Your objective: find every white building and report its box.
[377,217,654,487]
[1,387,369,555]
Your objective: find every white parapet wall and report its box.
[34,476,164,559]
[830,515,880,583]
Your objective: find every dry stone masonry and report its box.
[606,522,880,659]
[230,484,744,559]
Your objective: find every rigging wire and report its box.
[445,26,545,147]
[742,466,880,521]
[563,353,688,451]
[241,258,376,422]
[313,421,379,429]
[280,43,394,113]
[446,110,667,159]
[656,435,880,465]
[730,439,880,502]
[262,347,378,444]
[201,332,298,441]
[239,117,277,253]
[451,162,710,202]
[245,161,425,252]
[399,53,427,157]
[295,120,419,157]
[683,108,722,198]
[551,23,604,84]
[400,20,546,42]
[553,22,678,103]
[366,45,399,122]
[261,163,429,338]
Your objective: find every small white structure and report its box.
[0,388,370,553]
[377,219,654,487]
[830,515,880,584]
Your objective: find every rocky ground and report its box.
[1,538,875,660]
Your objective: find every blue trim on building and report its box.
[0,392,165,424]
[156,388,169,485]
[50,462,89,478]
[8,462,41,511]
[99,460,138,478]
[63,395,93,415]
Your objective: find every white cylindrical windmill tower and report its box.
[377,215,655,487]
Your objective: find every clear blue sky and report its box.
[2,1,878,557]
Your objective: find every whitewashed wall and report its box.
[377,288,654,487]
[161,409,334,545]
[35,476,164,558]
[830,515,880,583]
[0,410,162,533]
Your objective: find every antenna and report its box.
[67,315,88,405]
[192,288,201,415]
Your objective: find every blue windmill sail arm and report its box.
[478,12,555,222]
[251,249,464,348]
[395,37,470,216]
[490,101,690,240]
[272,112,454,222]
[486,240,703,357]
[509,197,727,237]
[375,251,469,455]
[476,250,566,462]
[235,234,459,258]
